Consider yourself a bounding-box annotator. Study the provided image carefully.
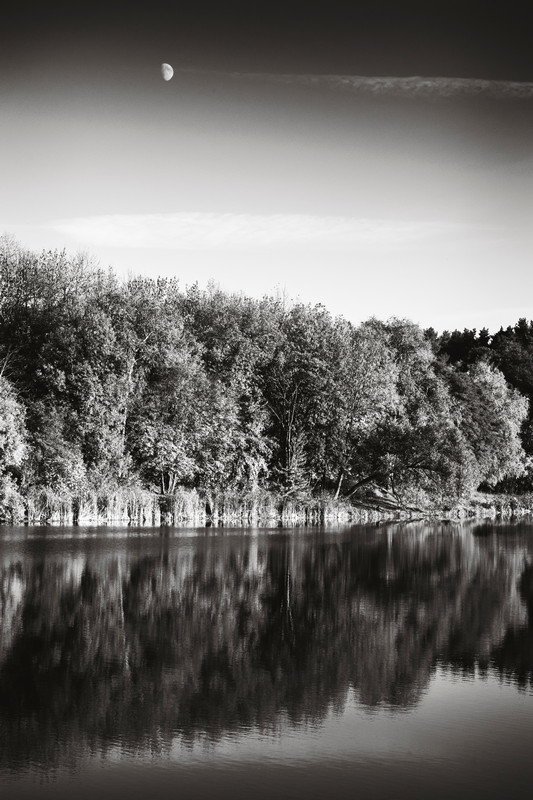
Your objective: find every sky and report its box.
[1,1,532,332]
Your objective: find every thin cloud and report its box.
[181,69,533,100]
[46,212,478,251]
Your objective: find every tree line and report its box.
[0,237,531,522]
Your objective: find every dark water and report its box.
[1,522,533,800]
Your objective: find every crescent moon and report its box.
[161,63,174,81]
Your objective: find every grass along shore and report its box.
[6,488,533,527]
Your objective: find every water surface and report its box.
[1,521,532,799]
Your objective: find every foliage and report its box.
[434,318,533,491]
[0,375,26,520]
[0,238,531,515]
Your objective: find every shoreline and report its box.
[6,490,533,527]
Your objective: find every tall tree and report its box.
[0,376,26,520]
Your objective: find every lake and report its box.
[1,521,532,799]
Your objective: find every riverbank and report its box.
[351,490,533,523]
[8,488,533,527]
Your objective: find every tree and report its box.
[326,318,400,498]
[0,376,26,521]
[451,361,529,487]
[337,320,479,505]
[259,302,343,499]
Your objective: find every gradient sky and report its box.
[1,1,532,331]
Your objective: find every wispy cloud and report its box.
[46,212,477,251]
[181,69,533,100]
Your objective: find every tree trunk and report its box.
[334,470,344,500]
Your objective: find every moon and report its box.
[161,63,174,81]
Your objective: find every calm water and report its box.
[1,521,533,800]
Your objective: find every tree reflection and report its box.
[0,525,532,767]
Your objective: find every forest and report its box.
[0,236,532,523]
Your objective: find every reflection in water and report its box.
[0,523,532,777]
